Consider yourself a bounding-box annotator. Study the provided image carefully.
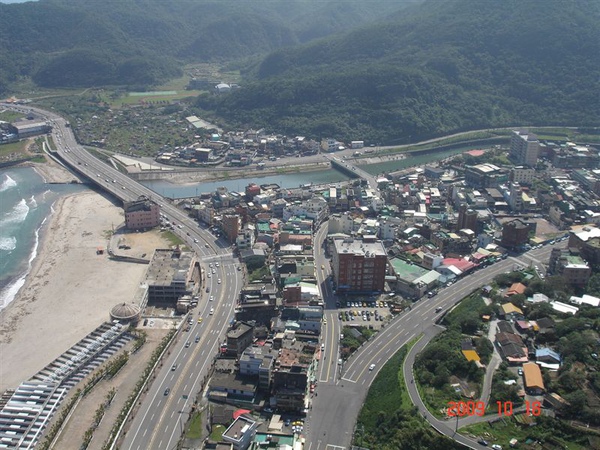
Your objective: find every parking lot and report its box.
[336,299,394,328]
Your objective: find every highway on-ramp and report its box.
[2,104,565,449]
[305,239,564,450]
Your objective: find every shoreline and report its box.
[0,213,45,311]
[130,161,331,184]
[0,189,153,391]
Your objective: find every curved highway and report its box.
[2,103,565,449]
[307,226,564,450]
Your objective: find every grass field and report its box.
[185,412,203,439]
[209,424,225,442]
[106,90,203,108]
[160,230,186,248]
[0,140,28,158]
[356,336,418,432]
[461,416,590,450]
[0,110,24,122]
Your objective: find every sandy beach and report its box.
[0,189,165,392]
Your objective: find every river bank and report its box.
[130,160,331,184]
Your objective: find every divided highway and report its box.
[1,104,243,450]
[2,103,564,449]
[307,224,563,450]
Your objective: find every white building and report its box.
[328,212,357,235]
[511,130,540,166]
[222,415,258,450]
[569,294,600,307]
[283,197,329,224]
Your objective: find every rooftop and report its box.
[145,249,195,287]
[334,238,386,257]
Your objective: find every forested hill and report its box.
[0,0,412,93]
[197,0,600,144]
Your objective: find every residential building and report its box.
[226,322,255,358]
[510,130,539,166]
[332,237,387,293]
[236,224,256,250]
[223,214,242,243]
[457,204,478,233]
[222,415,258,450]
[510,166,536,185]
[124,196,160,230]
[548,248,591,286]
[500,218,532,248]
[522,362,545,395]
[239,345,275,391]
[464,163,508,188]
[283,197,329,224]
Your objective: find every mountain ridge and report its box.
[195,0,600,143]
[0,0,410,92]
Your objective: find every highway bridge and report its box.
[3,103,563,450]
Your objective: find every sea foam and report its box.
[0,174,17,192]
[0,236,17,252]
[0,199,30,226]
[0,223,42,310]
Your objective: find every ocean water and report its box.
[0,167,84,310]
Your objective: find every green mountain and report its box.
[196,0,600,144]
[0,0,409,93]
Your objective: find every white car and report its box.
[369,364,376,371]
[217,279,221,284]
[209,296,214,301]
[209,308,214,315]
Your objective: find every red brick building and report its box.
[332,237,387,293]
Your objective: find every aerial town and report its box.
[2,109,600,449]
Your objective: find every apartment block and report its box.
[332,237,387,293]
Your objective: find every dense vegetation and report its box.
[0,0,407,94]
[197,0,600,143]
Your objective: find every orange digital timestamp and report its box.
[447,401,542,417]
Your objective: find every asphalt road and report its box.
[1,104,244,450]
[2,104,566,449]
[305,240,565,450]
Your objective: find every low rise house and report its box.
[496,332,528,364]
[522,362,545,395]
[536,348,561,366]
[461,340,480,362]
[505,283,526,298]
[500,302,524,319]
